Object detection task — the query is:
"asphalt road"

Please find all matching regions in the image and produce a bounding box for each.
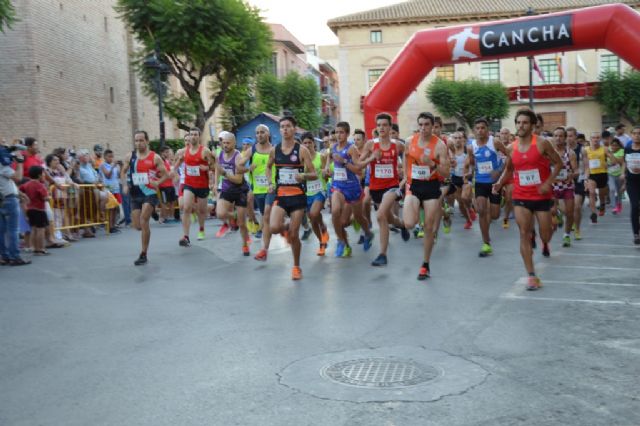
[1,207,639,426]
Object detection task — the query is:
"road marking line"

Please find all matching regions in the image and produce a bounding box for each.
[502,294,640,306]
[572,243,638,248]
[547,265,640,271]
[541,280,640,287]
[555,252,640,259]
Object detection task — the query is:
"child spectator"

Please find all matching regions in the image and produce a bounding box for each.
[19,166,50,255]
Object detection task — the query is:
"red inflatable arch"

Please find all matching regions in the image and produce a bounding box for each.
[363,3,640,135]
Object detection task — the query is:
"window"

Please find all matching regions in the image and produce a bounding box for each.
[370,30,382,44]
[537,58,561,84]
[480,61,500,82]
[109,87,114,104]
[600,54,620,75]
[368,69,385,89]
[436,65,455,81]
[270,52,278,75]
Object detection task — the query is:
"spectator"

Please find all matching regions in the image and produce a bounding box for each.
[77,149,100,238]
[615,123,632,148]
[19,166,50,256]
[93,144,104,170]
[99,149,121,232]
[46,153,78,241]
[23,137,45,173]
[0,141,30,265]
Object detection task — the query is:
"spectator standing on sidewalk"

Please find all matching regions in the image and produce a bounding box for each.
[0,142,30,265]
[19,166,50,256]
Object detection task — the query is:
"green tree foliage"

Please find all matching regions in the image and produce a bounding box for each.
[149,138,185,154]
[426,79,509,129]
[219,79,258,133]
[257,73,281,115]
[596,70,640,125]
[115,0,272,131]
[0,0,17,32]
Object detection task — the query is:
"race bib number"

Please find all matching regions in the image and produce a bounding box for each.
[589,159,601,170]
[454,163,465,176]
[278,168,298,185]
[307,179,322,193]
[186,165,200,177]
[254,174,269,187]
[607,164,621,174]
[411,165,431,180]
[556,169,568,180]
[477,161,493,174]
[626,153,640,171]
[132,173,149,186]
[334,167,348,181]
[518,169,541,186]
[374,163,394,179]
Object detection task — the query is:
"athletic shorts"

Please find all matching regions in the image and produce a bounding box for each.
[306,191,326,211]
[369,186,400,206]
[178,184,184,197]
[131,194,159,211]
[333,185,363,204]
[574,180,585,197]
[408,180,441,202]
[513,198,553,212]
[160,186,178,204]
[26,209,49,228]
[254,193,267,215]
[590,173,608,189]
[553,188,574,200]
[274,194,307,216]
[220,190,248,208]
[475,182,501,205]
[183,185,210,199]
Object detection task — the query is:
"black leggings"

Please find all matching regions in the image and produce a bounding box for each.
[628,177,640,235]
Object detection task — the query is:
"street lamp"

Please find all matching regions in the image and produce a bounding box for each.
[143,44,170,149]
[526,7,536,110]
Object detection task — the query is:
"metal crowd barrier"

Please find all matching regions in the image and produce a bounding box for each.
[48,184,110,234]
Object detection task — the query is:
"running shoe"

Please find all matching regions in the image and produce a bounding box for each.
[444,203,453,216]
[151,211,159,221]
[342,245,352,258]
[542,243,550,257]
[371,254,388,266]
[197,230,205,241]
[179,237,191,247]
[590,212,597,224]
[363,232,374,252]
[301,228,312,241]
[400,227,410,242]
[598,206,605,217]
[562,235,571,247]
[464,220,473,230]
[634,235,640,245]
[291,266,302,281]
[352,219,361,232]
[574,230,582,240]
[317,244,326,256]
[469,208,477,221]
[254,249,267,261]
[502,218,509,229]
[417,265,430,281]
[242,245,250,257]
[335,241,345,257]
[526,276,541,291]
[357,234,365,245]
[478,243,493,257]
[134,254,147,266]
[417,228,425,238]
[255,230,263,239]
[216,223,230,238]
[443,216,452,234]
[321,229,330,245]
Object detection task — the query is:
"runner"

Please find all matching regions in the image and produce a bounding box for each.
[326,121,374,258]
[250,124,275,261]
[551,127,578,248]
[467,117,507,257]
[446,131,473,229]
[402,112,450,280]
[120,130,169,265]
[584,131,615,223]
[174,127,216,246]
[359,113,409,266]
[266,116,318,280]
[159,146,178,224]
[493,109,563,290]
[241,137,260,235]
[607,138,625,215]
[215,132,251,256]
[498,127,514,229]
[624,126,640,244]
[300,132,330,255]
[566,128,586,240]
[353,128,371,245]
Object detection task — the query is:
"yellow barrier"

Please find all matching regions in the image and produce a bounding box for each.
[49,184,110,234]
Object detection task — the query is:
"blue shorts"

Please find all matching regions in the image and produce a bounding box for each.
[332,184,363,204]
[306,191,326,211]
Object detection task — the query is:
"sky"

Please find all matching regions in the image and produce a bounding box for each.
[248,0,400,46]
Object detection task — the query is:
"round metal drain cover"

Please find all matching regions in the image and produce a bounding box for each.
[321,357,438,388]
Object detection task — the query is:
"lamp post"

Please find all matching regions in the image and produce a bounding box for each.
[526,7,536,110]
[143,44,169,149]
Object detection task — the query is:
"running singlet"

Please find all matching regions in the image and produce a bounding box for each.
[133,151,160,197]
[369,141,399,190]
[275,143,305,197]
[160,159,173,188]
[512,135,552,200]
[219,150,246,193]
[573,145,585,182]
[306,152,325,196]
[625,145,640,179]
[451,151,467,177]
[585,146,606,174]
[473,141,500,184]
[608,149,624,177]
[250,146,271,195]
[405,134,440,185]
[331,142,361,190]
[184,145,209,188]
[553,148,574,191]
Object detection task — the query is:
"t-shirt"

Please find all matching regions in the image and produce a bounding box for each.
[19,179,49,210]
[23,153,45,175]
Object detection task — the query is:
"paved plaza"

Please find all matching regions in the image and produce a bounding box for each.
[1,211,639,425]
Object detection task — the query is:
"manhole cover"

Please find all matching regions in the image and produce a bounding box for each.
[321,357,439,388]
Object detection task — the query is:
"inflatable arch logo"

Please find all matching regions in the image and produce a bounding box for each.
[363,3,640,135]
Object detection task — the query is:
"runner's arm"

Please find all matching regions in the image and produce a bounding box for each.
[493,157,513,194]
[151,154,169,188]
[582,148,590,181]
[297,146,317,182]
[541,139,563,189]
[265,148,275,193]
[120,153,131,181]
[435,141,450,179]
[568,151,578,181]
[358,141,377,164]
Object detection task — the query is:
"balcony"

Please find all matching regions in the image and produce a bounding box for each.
[508,82,597,102]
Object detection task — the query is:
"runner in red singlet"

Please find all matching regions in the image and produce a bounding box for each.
[493,109,563,290]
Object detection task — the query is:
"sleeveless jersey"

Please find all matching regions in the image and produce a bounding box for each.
[160,159,173,188]
[249,146,271,195]
[585,146,607,174]
[451,150,467,177]
[405,134,440,185]
[369,141,399,190]
[184,145,209,188]
[625,144,640,180]
[512,135,552,200]
[552,148,574,191]
[573,144,585,182]
[331,142,361,191]
[275,143,305,197]
[473,140,500,184]
[306,152,325,196]
[219,150,246,193]
[133,151,160,196]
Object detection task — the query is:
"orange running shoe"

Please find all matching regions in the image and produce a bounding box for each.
[469,208,477,221]
[317,243,326,256]
[292,266,302,280]
[242,245,250,257]
[321,229,330,245]
[216,223,230,238]
[254,249,267,261]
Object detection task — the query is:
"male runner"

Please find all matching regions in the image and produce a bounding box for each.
[584,131,615,223]
[624,126,640,244]
[250,124,275,260]
[498,127,514,229]
[300,132,330,255]
[120,130,169,265]
[493,109,563,290]
[566,127,586,239]
[551,127,578,248]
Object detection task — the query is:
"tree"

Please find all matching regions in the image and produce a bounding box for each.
[426,78,509,129]
[256,73,281,115]
[115,0,272,131]
[219,78,258,133]
[595,69,640,125]
[0,0,17,33]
